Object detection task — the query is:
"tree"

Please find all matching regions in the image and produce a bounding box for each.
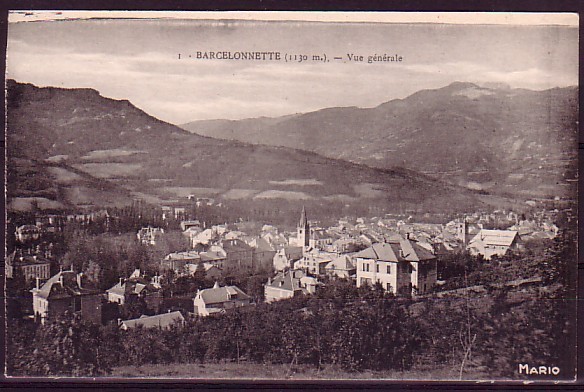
[193,262,207,290]
[124,294,149,319]
[27,312,107,376]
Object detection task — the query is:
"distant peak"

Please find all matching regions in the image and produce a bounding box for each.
[443,81,480,90]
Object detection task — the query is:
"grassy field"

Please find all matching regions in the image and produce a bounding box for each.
[110,362,487,381]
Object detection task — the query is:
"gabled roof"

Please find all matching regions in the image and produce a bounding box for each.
[32,270,99,299]
[106,276,160,297]
[107,281,126,296]
[197,285,250,305]
[469,229,519,247]
[282,246,303,260]
[222,239,252,252]
[353,238,435,262]
[266,269,309,292]
[203,263,221,272]
[121,311,184,330]
[164,251,201,261]
[7,252,51,267]
[250,237,275,252]
[325,255,356,271]
[200,251,226,262]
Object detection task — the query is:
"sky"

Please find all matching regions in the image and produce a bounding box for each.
[6,12,579,124]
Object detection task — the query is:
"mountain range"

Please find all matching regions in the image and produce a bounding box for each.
[181,82,578,199]
[6,80,492,214]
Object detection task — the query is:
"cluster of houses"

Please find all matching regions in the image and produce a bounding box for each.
[29,266,254,329]
[14,205,556,331]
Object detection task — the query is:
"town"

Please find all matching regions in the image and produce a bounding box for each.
[5,194,576,379]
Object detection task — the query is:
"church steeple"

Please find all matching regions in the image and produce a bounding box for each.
[298,206,310,247]
[299,206,308,228]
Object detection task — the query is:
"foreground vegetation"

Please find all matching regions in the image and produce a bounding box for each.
[7,231,576,381]
[111,362,485,380]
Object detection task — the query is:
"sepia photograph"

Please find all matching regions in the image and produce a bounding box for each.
[3,11,579,382]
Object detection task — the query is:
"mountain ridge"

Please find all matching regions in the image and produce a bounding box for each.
[6,80,493,214]
[181,82,578,199]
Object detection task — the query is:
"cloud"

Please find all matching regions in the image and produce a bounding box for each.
[7,20,578,123]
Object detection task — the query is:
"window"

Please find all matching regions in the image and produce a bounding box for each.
[376,264,379,273]
[386,283,392,291]
[365,263,370,272]
[386,265,391,274]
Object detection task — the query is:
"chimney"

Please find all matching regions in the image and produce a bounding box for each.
[77,273,83,289]
[36,277,40,290]
[58,274,64,286]
[213,281,220,289]
[117,318,122,326]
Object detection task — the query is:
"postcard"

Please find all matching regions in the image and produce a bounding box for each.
[4,11,579,382]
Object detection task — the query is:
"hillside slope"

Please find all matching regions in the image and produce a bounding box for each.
[181,82,578,199]
[6,80,486,213]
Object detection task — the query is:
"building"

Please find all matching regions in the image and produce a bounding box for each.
[248,237,277,271]
[137,226,164,246]
[35,214,65,233]
[190,228,220,248]
[31,269,102,325]
[119,311,185,331]
[325,254,356,279]
[193,282,252,317]
[199,249,227,269]
[467,229,522,260]
[186,262,223,281]
[262,231,289,249]
[264,269,319,303]
[221,239,254,274]
[106,269,163,313]
[180,220,201,231]
[355,237,437,296]
[310,228,335,249]
[6,251,51,282]
[272,246,303,271]
[161,251,201,273]
[294,248,335,275]
[15,225,41,243]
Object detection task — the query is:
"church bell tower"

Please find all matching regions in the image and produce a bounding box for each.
[297,206,310,248]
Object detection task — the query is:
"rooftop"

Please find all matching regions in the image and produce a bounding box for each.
[121,311,184,330]
[197,284,250,305]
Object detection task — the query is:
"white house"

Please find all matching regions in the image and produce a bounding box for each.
[193,282,252,317]
[355,237,437,296]
[467,229,522,260]
[264,269,319,303]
